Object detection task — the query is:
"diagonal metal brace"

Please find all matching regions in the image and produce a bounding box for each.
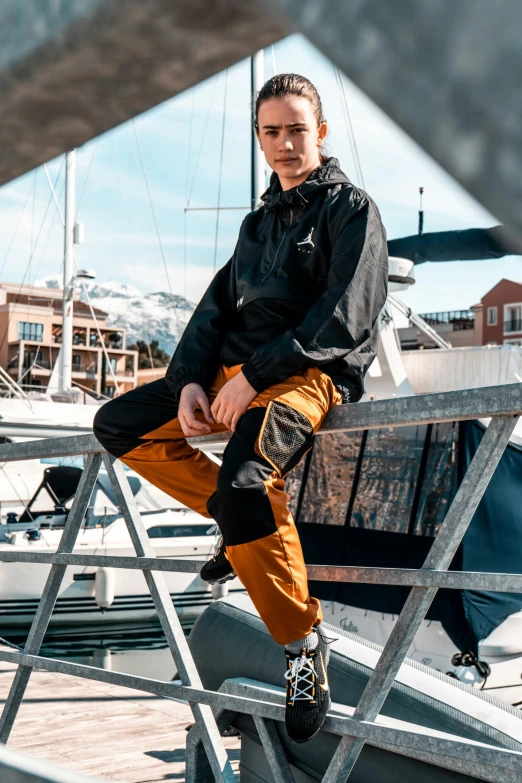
[0,453,102,743]
[102,454,235,783]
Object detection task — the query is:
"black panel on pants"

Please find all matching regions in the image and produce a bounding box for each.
[207,407,278,547]
[93,378,180,458]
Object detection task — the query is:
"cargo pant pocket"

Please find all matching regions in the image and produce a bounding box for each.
[255,399,314,478]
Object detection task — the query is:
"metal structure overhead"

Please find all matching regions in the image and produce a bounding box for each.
[0,1,521,230]
[0,0,291,185]
[273,0,522,239]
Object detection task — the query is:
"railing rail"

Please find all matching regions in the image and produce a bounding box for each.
[504,319,522,334]
[0,743,102,783]
[0,381,520,782]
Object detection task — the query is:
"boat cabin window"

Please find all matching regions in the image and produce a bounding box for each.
[147,525,212,539]
[293,422,457,538]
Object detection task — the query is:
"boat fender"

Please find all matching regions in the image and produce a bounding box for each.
[95,567,116,610]
[211,582,229,600]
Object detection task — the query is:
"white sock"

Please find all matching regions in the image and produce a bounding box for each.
[285,630,319,654]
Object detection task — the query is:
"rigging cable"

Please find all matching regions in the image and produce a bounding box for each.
[333,66,366,190]
[186,74,220,207]
[42,166,121,395]
[115,138,156,372]
[79,279,120,395]
[0,162,66,356]
[29,170,37,282]
[183,85,196,299]
[0,178,34,279]
[213,70,229,272]
[132,118,181,337]
[76,137,100,217]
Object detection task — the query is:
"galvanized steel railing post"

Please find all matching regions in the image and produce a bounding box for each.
[102,455,235,782]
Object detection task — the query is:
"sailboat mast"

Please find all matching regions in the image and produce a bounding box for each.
[59,150,76,392]
[250,50,265,211]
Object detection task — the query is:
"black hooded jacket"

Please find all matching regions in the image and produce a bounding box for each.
[166,157,388,404]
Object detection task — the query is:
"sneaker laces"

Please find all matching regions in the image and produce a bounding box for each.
[316,627,338,645]
[285,654,316,704]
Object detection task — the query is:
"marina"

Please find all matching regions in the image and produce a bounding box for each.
[1,1,522,781]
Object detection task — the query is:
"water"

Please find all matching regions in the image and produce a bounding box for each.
[0,622,180,681]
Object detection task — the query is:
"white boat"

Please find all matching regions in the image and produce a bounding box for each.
[306,256,522,705]
[0,463,243,629]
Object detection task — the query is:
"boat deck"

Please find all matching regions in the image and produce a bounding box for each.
[0,645,240,781]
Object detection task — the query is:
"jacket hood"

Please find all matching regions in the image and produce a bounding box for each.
[260,157,351,213]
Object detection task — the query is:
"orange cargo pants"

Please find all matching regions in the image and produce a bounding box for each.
[93,364,343,645]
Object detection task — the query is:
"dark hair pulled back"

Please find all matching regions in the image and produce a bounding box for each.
[254,73,328,164]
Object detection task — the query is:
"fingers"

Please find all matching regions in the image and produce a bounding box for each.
[179,405,210,436]
[179,413,209,438]
[198,393,214,424]
[230,410,241,432]
[211,397,222,423]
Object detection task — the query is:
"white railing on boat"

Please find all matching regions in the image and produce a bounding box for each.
[0,383,521,782]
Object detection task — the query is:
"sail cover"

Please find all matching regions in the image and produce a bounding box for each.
[296,417,522,654]
[459,420,522,647]
[388,225,522,264]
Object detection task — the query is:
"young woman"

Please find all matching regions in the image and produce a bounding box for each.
[94,74,388,742]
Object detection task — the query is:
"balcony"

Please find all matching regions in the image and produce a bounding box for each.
[419,310,475,331]
[504,319,522,334]
[72,363,98,377]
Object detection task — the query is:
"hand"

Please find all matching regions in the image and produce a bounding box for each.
[211,371,257,432]
[179,383,214,437]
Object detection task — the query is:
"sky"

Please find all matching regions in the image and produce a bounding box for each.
[0,34,520,316]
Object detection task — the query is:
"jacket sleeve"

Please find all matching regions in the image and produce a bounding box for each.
[241,196,388,392]
[165,252,237,400]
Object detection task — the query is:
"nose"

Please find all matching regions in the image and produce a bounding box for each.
[279,134,294,152]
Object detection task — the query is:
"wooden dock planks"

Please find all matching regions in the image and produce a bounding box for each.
[0,646,240,781]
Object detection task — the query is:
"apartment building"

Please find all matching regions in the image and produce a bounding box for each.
[399,309,479,350]
[399,279,522,350]
[0,282,138,396]
[480,279,522,346]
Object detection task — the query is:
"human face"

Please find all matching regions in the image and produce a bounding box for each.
[256,96,328,191]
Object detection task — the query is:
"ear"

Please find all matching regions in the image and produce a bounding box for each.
[317,121,328,147]
[255,127,263,150]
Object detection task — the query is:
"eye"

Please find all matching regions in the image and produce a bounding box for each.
[293,128,305,133]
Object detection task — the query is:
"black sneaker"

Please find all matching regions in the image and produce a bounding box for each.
[199,535,236,584]
[284,627,334,743]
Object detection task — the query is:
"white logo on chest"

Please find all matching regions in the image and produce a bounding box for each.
[297,228,315,248]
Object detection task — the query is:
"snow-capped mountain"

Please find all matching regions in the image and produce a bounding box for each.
[36,276,195,355]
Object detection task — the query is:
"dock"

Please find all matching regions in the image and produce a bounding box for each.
[0,645,240,781]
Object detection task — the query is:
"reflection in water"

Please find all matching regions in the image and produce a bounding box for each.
[0,622,180,681]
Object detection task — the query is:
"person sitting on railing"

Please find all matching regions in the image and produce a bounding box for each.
[93,73,388,744]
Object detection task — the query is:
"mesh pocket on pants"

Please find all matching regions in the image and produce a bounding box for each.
[258,400,313,477]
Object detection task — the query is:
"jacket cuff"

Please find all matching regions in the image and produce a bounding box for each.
[241,361,267,393]
[165,366,210,401]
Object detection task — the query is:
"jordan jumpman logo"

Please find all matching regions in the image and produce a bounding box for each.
[297,228,315,248]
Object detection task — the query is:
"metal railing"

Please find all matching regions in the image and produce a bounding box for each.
[0,383,521,782]
[505,320,522,334]
[419,309,475,328]
[0,743,102,783]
